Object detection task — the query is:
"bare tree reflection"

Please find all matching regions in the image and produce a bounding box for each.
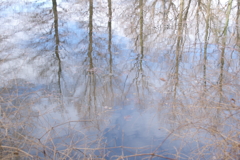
[203,0,211,91]
[0,0,240,159]
[52,0,62,94]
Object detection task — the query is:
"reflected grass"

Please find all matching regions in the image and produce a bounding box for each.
[0,82,239,160]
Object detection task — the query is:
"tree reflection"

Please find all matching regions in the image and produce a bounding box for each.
[107,0,114,106]
[0,0,239,159]
[203,0,211,91]
[52,0,62,94]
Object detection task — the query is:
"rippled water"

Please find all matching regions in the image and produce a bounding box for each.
[0,0,239,159]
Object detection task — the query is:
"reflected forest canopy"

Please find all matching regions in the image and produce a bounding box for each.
[0,0,240,160]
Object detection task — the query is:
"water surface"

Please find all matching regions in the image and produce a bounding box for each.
[0,0,240,159]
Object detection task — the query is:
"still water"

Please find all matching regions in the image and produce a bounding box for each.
[0,0,239,159]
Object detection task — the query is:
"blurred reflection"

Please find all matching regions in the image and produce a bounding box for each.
[52,0,62,94]
[0,0,239,159]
